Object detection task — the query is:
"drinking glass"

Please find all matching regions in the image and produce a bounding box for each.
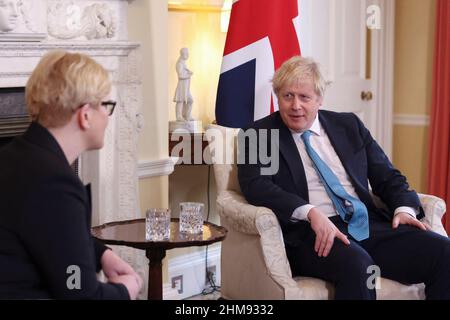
[145,208,171,241]
[179,202,204,234]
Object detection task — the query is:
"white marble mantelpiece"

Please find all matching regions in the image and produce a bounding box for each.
[0,40,149,298]
[0,41,142,226]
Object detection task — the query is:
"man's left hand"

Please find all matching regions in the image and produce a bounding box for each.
[392,212,427,230]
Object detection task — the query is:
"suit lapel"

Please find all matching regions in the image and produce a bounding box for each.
[318,112,366,192]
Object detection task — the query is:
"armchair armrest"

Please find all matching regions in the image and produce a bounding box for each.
[216,190,278,235]
[418,193,447,237]
[371,192,447,237]
[216,190,303,298]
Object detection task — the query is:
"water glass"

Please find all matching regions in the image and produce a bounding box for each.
[179,202,204,234]
[145,208,171,241]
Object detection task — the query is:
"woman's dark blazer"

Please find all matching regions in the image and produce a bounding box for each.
[0,122,129,299]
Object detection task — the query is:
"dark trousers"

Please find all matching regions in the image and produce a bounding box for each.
[286,215,450,300]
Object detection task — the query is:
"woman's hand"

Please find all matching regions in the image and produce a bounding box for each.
[101,249,143,298]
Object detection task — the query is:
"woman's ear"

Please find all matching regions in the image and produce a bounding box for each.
[77,104,91,130]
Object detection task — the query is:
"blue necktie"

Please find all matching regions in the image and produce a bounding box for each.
[301,130,369,241]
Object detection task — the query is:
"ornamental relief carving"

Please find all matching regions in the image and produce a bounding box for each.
[47,0,116,40]
[0,0,41,33]
[0,0,46,41]
[0,0,123,41]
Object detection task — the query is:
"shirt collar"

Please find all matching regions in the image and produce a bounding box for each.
[290,115,321,141]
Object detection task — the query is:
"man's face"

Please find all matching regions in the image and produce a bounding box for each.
[277,80,323,133]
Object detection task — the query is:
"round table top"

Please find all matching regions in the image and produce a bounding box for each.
[92,218,227,250]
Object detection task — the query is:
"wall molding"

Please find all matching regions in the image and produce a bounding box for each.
[164,244,221,300]
[163,283,181,300]
[372,0,395,159]
[138,157,178,179]
[0,41,140,57]
[168,245,221,269]
[394,114,430,126]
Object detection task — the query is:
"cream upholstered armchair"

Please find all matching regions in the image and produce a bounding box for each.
[206,124,448,300]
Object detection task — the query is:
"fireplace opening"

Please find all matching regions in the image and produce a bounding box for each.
[0,137,13,149]
[0,87,78,173]
[0,87,31,139]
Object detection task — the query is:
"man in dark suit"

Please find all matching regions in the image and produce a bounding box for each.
[0,50,142,299]
[238,56,450,299]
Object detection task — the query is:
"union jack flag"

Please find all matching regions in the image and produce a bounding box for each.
[215,0,301,128]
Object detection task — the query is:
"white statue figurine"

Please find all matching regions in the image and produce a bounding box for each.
[173,48,194,121]
[0,0,20,32]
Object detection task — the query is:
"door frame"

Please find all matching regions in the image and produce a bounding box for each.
[372,0,395,158]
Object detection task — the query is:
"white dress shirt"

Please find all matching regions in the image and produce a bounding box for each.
[290,115,416,222]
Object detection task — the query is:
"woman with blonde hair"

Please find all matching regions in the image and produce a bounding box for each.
[0,50,142,299]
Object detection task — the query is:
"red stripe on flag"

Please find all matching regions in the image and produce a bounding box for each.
[270,93,274,114]
[223,0,301,70]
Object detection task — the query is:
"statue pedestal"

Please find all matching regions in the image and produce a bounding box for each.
[169,120,203,133]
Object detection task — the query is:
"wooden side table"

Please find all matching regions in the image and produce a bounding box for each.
[92,218,227,300]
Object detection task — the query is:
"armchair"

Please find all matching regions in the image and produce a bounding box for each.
[206,125,447,300]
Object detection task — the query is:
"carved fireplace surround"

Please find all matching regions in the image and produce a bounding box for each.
[0,0,142,226]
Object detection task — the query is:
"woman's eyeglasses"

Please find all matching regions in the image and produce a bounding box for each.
[101,100,117,116]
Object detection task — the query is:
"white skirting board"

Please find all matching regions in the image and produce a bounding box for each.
[163,244,221,300]
[163,283,181,300]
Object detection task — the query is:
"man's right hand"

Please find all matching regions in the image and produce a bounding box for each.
[308,208,350,257]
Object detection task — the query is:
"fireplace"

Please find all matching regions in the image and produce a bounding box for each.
[0,0,147,295]
[0,87,83,174]
[0,42,141,228]
[0,87,31,148]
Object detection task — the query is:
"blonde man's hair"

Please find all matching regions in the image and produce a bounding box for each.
[272,56,327,97]
[26,50,111,127]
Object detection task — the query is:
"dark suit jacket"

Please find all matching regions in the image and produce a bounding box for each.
[0,122,129,299]
[238,110,424,248]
